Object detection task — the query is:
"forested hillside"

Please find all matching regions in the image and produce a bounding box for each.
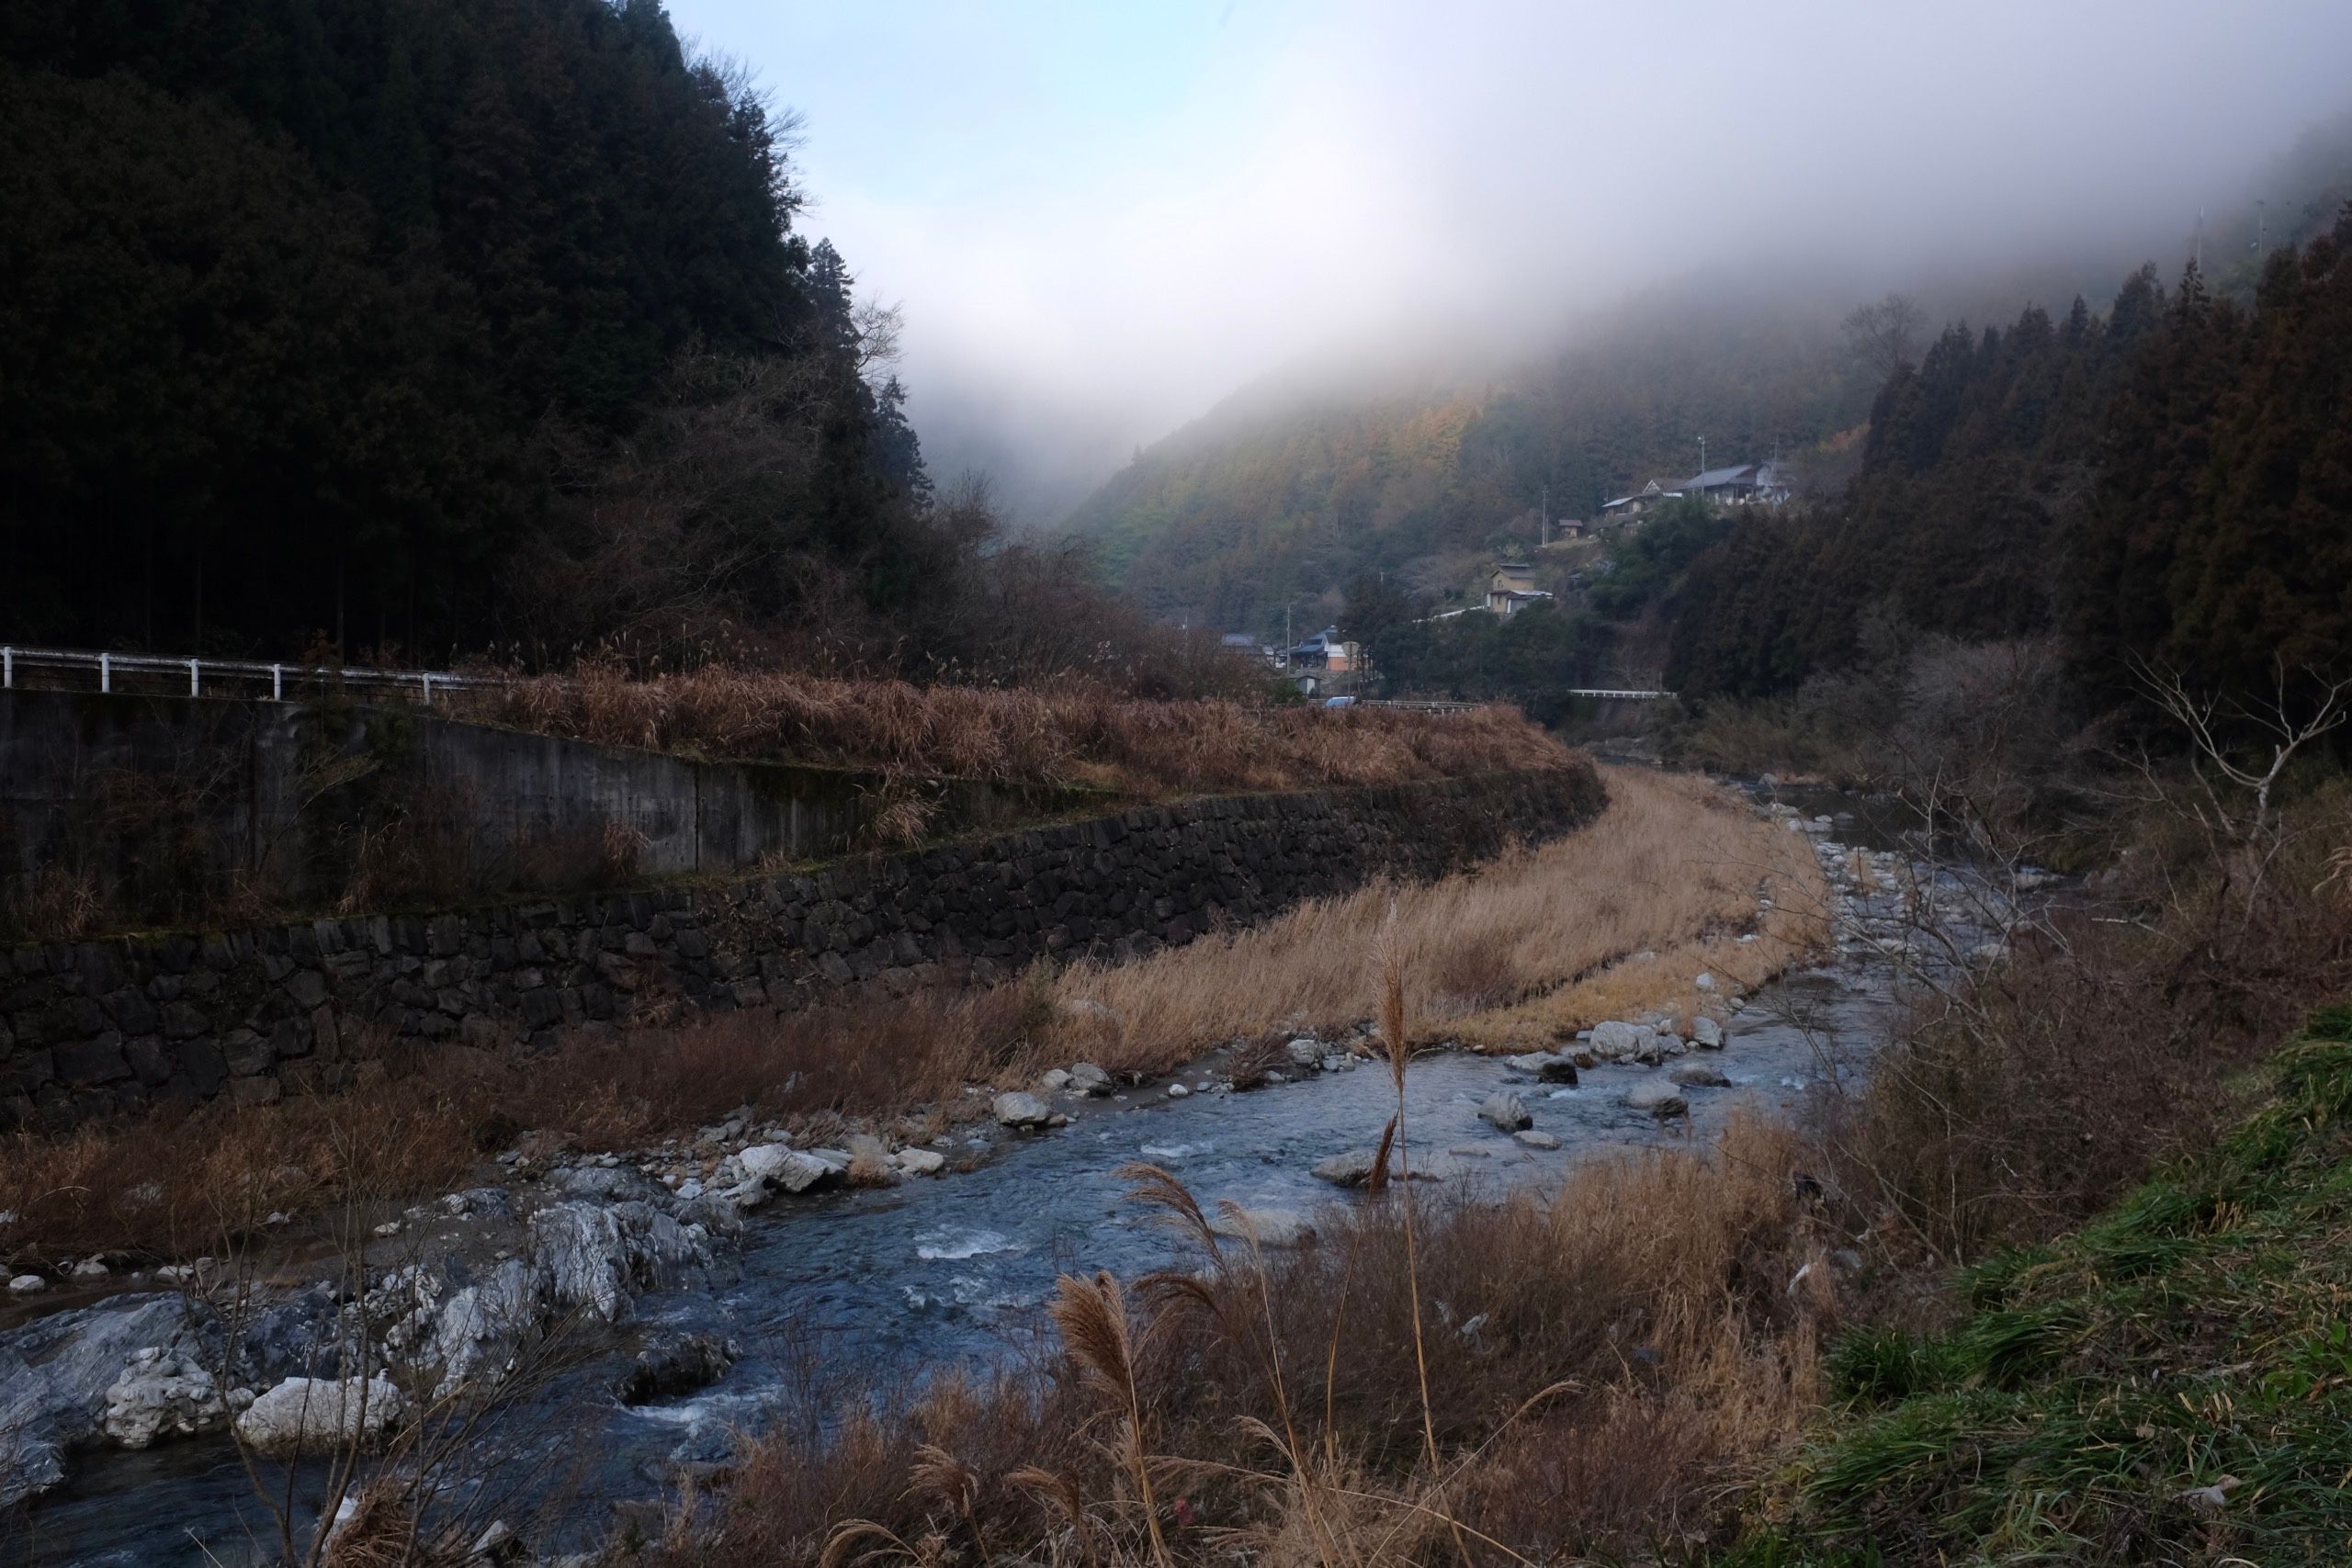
[1069,112,2352,656]
[1065,288,1876,635]
[1669,217,2352,707]
[0,0,958,668]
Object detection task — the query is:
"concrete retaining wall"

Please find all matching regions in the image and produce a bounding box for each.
[0,763,1605,1127]
[0,691,1089,919]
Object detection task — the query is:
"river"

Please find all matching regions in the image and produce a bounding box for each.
[16,802,1951,1565]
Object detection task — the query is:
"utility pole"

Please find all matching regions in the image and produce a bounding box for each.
[1697,434,1707,477]
[1540,484,1549,547]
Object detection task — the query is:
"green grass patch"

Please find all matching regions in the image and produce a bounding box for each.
[1743,1007,2352,1563]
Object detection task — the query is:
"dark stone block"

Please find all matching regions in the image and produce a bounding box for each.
[56,1031,132,1086]
[271,1017,312,1059]
[222,1029,275,1077]
[176,1040,228,1096]
[124,1035,172,1086]
[520,987,563,1029]
[6,1046,56,1093]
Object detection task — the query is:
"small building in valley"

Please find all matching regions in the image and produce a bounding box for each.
[1486,563,1554,616]
[1680,461,1791,507]
[1599,479,1680,521]
[1287,626,1360,672]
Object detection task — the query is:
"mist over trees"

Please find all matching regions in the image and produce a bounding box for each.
[1064,289,1876,637]
[1668,211,2352,715]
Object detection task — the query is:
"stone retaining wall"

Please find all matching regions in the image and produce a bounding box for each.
[0,763,1604,1127]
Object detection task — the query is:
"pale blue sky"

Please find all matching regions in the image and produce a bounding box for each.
[665,1,2352,520]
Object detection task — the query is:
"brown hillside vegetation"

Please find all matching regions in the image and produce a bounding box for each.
[483,668,1572,797]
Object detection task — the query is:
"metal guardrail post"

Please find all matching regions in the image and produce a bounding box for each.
[3,648,10,689]
[272,664,283,702]
[421,672,432,706]
[189,658,200,696]
[99,652,109,694]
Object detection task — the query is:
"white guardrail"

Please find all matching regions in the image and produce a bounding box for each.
[0,644,1675,708]
[0,645,506,705]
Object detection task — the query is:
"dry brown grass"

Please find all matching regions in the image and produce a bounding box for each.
[480,667,1572,799]
[1042,768,1833,1074]
[0,987,1034,1271]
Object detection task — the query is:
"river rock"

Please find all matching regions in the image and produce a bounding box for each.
[992,1091,1052,1128]
[1312,1149,1382,1187]
[8,1274,45,1294]
[1691,1016,1725,1049]
[1209,1207,1316,1247]
[1067,1063,1112,1096]
[551,1164,663,1203]
[728,1145,831,1207]
[530,1200,710,1323]
[616,1331,735,1404]
[1506,1051,1579,1083]
[896,1147,946,1176]
[1668,1060,1729,1088]
[1624,1078,1689,1117]
[1285,1038,1324,1069]
[0,1293,207,1505]
[1166,1082,1190,1099]
[235,1375,405,1454]
[1589,1020,1659,1061]
[1478,1091,1532,1131]
[103,1350,238,1450]
[1513,1130,1562,1150]
[426,1258,536,1396]
[1695,972,1717,992]
[1038,1067,1072,1092]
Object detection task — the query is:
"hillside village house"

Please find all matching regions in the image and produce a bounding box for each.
[1287,626,1359,672]
[1598,479,1680,520]
[1683,460,1791,506]
[1600,460,1789,521]
[1485,564,1555,616]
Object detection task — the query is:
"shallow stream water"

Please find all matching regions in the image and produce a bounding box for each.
[22,807,1939,1565]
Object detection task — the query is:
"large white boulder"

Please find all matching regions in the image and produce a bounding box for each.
[103,1351,237,1450]
[1477,1092,1533,1131]
[1624,1077,1689,1118]
[234,1376,405,1455]
[1589,1021,1657,1060]
[1208,1207,1316,1247]
[992,1091,1052,1128]
[1311,1149,1382,1187]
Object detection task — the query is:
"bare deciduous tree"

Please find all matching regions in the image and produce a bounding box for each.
[1841,292,1925,385]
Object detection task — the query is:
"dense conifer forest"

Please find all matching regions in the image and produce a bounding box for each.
[0,0,956,667]
[1669,219,2352,709]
